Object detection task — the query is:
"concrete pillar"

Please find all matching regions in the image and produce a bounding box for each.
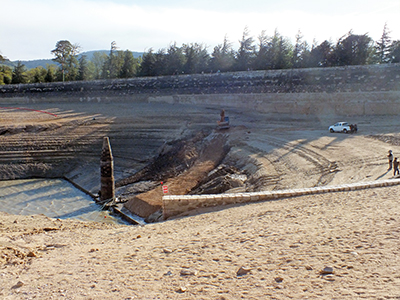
[100,136,115,202]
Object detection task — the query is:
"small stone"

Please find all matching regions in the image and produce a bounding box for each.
[177,286,187,293]
[180,269,197,276]
[12,281,24,289]
[275,277,284,283]
[164,271,172,276]
[236,266,252,276]
[163,248,173,253]
[27,251,37,258]
[320,266,334,275]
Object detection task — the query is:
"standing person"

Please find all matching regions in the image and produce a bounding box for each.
[393,157,399,176]
[388,150,394,170]
[220,109,225,122]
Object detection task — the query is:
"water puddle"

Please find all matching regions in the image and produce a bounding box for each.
[0,178,126,224]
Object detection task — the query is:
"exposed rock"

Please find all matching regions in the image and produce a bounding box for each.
[180,269,197,276]
[163,271,172,276]
[177,286,187,293]
[145,210,163,223]
[320,266,334,275]
[27,251,37,258]
[190,174,246,195]
[236,266,252,276]
[12,281,24,289]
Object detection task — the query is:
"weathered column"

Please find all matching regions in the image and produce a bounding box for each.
[100,136,115,202]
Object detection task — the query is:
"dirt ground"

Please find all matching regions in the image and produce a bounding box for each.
[1,102,400,299]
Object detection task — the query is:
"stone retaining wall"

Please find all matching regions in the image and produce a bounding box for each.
[162,178,400,219]
[1,64,400,116]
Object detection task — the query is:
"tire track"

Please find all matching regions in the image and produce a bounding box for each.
[242,134,339,190]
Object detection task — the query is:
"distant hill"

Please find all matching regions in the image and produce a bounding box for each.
[1,59,55,69]
[1,50,143,70]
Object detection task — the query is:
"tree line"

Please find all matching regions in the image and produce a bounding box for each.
[1,24,400,85]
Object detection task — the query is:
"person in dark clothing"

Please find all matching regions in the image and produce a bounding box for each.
[388,150,393,170]
[393,157,399,176]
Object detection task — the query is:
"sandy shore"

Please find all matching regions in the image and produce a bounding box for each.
[1,184,400,299]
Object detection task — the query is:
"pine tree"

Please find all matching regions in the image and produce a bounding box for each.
[51,40,81,81]
[119,50,137,78]
[375,23,391,63]
[11,61,27,84]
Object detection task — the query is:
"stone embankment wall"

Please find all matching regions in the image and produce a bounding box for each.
[1,63,400,116]
[163,179,400,220]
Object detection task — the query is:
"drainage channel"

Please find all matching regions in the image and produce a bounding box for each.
[0,178,129,225]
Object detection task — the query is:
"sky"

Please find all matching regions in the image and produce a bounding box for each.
[1,0,399,61]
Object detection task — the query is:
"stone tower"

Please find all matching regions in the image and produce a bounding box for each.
[100,136,115,202]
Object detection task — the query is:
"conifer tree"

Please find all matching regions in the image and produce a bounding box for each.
[375,23,391,63]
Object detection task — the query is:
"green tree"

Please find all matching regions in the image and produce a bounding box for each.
[165,43,185,75]
[234,26,255,71]
[11,61,28,84]
[138,48,169,76]
[119,50,138,78]
[51,40,81,81]
[308,40,334,67]
[253,30,270,70]
[266,29,293,70]
[0,65,12,85]
[210,35,235,72]
[26,66,47,83]
[86,61,96,81]
[332,31,374,66]
[102,41,120,79]
[66,52,79,81]
[292,30,310,68]
[44,64,57,82]
[77,55,90,81]
[91,52,107,79]
[138,48,157,76]
[375,23,391,64]
[388,40,400,63]
[182,43,210,74]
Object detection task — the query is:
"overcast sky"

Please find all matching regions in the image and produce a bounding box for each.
[1,0,399,61]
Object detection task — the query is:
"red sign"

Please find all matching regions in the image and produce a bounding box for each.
[162,186,168,194]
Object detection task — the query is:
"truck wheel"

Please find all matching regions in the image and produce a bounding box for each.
[343,129,347,133]
[330,129,334,133]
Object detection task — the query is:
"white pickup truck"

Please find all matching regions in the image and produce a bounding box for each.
[329,122,357,133]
